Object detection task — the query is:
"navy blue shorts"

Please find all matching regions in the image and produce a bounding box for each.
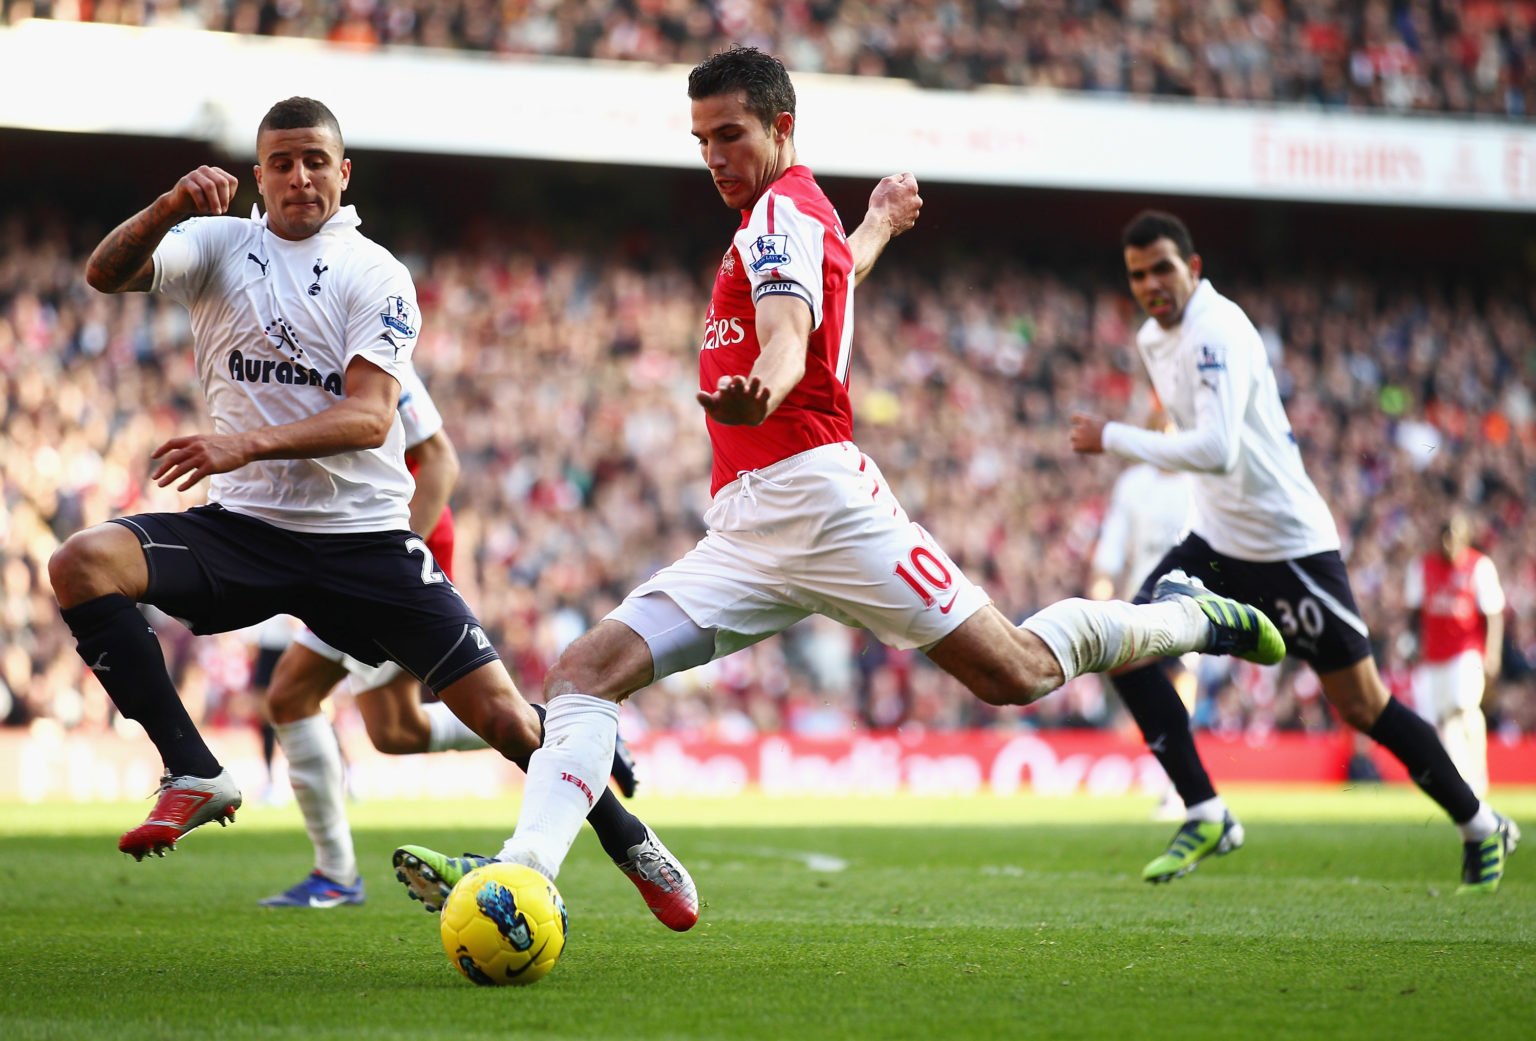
[112,505,499,693]
[1133,533,1374,674]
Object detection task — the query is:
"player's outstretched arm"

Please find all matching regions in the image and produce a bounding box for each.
[150,357,401,490]
[85,165,239,293]
[848,172,922,287]
[696,295,811,426]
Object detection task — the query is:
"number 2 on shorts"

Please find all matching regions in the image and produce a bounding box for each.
[405,537,445,585]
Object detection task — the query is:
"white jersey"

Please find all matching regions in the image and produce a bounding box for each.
[152,205,419,533]
[1102,280,1339,561]
[395,363,444,451]
[1091,463,1194,599]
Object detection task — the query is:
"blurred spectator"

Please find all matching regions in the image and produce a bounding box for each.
[4,0,1533,119]
[1,210,1533,738]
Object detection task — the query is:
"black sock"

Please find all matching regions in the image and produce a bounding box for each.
[1367,697,1480,824]
[1112,663,1216,808]
[524,702,646,861]
[60,594,220,778]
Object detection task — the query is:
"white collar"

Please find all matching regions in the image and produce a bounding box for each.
[252,204,362,234]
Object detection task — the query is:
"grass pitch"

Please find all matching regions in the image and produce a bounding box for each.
[1,787,1532,1041]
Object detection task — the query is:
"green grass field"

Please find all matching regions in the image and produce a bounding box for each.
[2,787,1532,1041]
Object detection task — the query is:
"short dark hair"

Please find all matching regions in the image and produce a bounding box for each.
[688,46,796,131]
[1121,210,1195,260]
[257,97,344,151]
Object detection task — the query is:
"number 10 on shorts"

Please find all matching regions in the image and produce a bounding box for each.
[893,532,957,611]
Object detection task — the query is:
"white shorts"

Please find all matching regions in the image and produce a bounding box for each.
[294,626,403,693]
[608,442,990,680]
[1412,650,1486,720]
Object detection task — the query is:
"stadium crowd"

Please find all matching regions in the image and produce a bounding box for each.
[3,0,1533,118]
[2,209,1534,744]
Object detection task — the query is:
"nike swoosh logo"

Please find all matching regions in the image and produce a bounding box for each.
[308,894,350,908]
[938,592,960,614]
[502,940,549,979]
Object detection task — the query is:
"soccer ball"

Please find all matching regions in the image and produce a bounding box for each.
[439,863,567,986]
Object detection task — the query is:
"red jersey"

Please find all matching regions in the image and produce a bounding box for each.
[701,166,855,494]
[1405,548,1504,663]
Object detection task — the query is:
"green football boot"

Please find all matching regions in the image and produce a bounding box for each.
[1153,570,1286,666]
[392,846,493,913]
[1457,815,1520,896]
[1142,812,1245,884]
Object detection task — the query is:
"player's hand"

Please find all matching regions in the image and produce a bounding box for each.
[151,433,250,491]
[867,172,922,238]
[697,374,771,426]
[1070,413,1107,454]
[168,166,239,219]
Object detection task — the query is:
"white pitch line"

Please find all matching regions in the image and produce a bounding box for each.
[724,845,850,872]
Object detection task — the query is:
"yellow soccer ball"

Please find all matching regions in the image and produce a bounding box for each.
[439,863,567,986]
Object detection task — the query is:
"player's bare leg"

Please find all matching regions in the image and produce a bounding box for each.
[353,672,491,755]
[926,572,1283,708]
[924,607,1063,702]
[433,660,544,759]
[52,523,240,859]
[1316,657,1517,893]
[357,672,440,754]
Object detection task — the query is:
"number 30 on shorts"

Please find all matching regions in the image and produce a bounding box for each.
[1273,596,1324,638]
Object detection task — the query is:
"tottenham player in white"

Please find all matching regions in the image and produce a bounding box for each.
[1071,210,1519,893]
[52,101,688,920]
[258,363,477,907]
[257,365,641,909]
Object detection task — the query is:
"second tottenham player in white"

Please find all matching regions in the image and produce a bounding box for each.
[1071,210,1519,894]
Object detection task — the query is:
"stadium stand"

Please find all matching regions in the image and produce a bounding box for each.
[2,205,1532,741]
[2,0,1532,118]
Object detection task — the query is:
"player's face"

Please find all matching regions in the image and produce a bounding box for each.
[691,92,793,211]
[1441,517,1470,557]
[1124,238,1202,328]
[253,124,351,241]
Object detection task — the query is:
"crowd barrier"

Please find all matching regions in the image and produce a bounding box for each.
[5,725,1533,803]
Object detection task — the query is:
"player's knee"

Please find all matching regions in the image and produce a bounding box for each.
[49,530,125,604]
[543,648,608,701]
[1335,694,1383,732]
[476,698,542,760]
[969,659,1056,707]
[541,620,648,702]
[370,727,423,755]
[265,665,332,724]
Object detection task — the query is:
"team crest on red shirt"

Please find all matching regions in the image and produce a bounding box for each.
[721,248,736,277]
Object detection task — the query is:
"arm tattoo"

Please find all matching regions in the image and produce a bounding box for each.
[88,196,180,293]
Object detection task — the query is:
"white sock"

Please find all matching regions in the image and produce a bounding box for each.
[424,701,490,753]
[1022,597,1207,683]
[1183,796,1228,823]
[1459,802,1499,843]
[273,714,357,885]
[1439,709,1488,800]
[496,693,619,880]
